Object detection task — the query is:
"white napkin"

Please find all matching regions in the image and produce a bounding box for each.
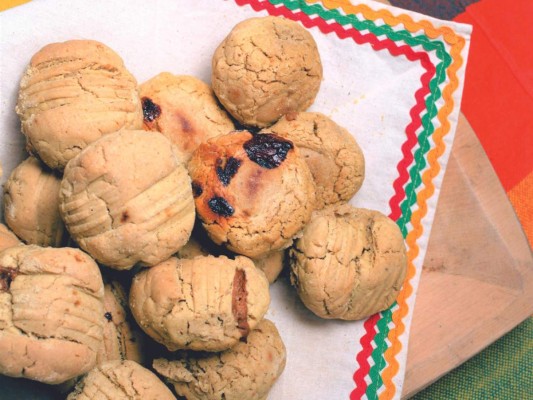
[0,1,471,398]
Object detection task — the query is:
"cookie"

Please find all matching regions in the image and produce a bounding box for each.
[59,130,195,270]
[0,245,104,384]
[254,250,285,284]
[16,40,142,170]
[261,112,365,208]
[66,360,175,400]
[188,131,316,259]
[3,156,66,246]
[175,235,211,259]
[0,224,21,253]
[289,204,407,320]
[140,73,234,162]
[176,229,283,284]
[129,255,270,352]
[153,319,286,400]
[97,281,146,365]
[212,16,322,127]
[175,231,231,260]
[178,242,284,285]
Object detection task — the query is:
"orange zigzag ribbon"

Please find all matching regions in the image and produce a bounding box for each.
[314,1,466,398]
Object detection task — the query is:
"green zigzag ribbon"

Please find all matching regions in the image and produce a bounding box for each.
[267,0,452,396]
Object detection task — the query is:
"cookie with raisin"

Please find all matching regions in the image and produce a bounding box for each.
[188,131,315,259]
[140,73,234,162]
[261,112,365,208]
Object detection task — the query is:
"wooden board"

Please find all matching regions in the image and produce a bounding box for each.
[370,1,533,394]
[402,113,533,398]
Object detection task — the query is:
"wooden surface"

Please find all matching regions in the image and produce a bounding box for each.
[371,1,532,395]
[402,114,533,398]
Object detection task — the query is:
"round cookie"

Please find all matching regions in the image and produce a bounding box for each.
[154,319,286,400]
[140,73,234,162]
[289,204,407,320]
[261,112,365,208]
[66,360,175,400]
[16,40,142,170]
[59,130,195,270]
[3,156,66,246]
[0,224,21,253]
[98,281,146,365]
[129,255,270,352]
[188,131,316,259]
[0,245,104,384]
[212,16,323,127]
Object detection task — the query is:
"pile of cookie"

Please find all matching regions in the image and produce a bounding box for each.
[0,16,407,400]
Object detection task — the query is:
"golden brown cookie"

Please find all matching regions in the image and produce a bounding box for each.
[289,204,407,320]
[212,16,322,127]
[253,250,285,284]
[188,131,316,259]
[16,40,142,170]
[59,130,195,270]
[97,281,146,365]
[140,73,234,162]
[0,245,104,384]
[261,112,365,208]
[153,319,286,400]
[0,224,21,253]
[67,360,175,400]
[3,156,66,246]
[129,255,270,352]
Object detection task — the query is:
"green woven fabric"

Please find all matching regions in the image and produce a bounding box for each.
[411,317,533,399]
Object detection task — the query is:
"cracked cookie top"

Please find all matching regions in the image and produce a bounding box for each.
[289,204,407,320]
[154,319,286,400]
[67,360,175,400]
[129,255,270,352]
[59,130,195,270]
[140,73,234,162]
[3,156,67,247]
[261,112,365,208]
[16,40,143,170]
[212,16,322,128]
[188,130,316,259]
[0,245,105,384]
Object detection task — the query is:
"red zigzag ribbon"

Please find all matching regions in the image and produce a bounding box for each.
[234,1,436,398]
